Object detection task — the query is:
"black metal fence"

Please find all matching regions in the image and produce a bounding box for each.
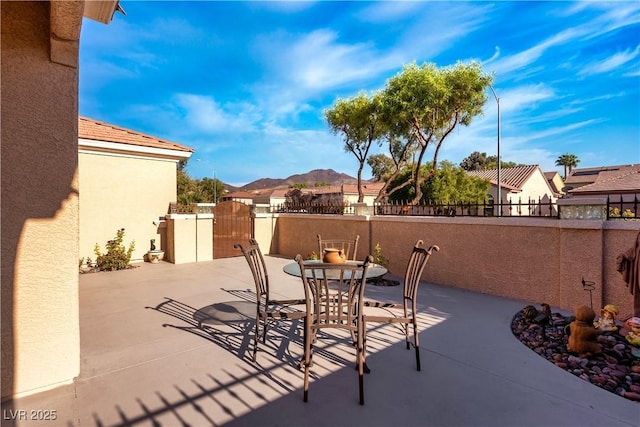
[607,194,640,220]
[270,197,559,218]
[375,197,558,218]
[173,194,640,220]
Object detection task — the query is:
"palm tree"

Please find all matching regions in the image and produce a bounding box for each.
[555,153,580,179]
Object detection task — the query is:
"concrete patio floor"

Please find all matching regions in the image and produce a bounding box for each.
[3,255,639,427]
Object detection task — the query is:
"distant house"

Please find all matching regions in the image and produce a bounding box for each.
[564,164,640,197]
[342,183,386,205]
[467,165,558,216]
[79,116,193,262]
[564,165,640,216]
[221,182,385,208]
[544,171,565,196]
[252,187,290,206]
[220,191,259,205]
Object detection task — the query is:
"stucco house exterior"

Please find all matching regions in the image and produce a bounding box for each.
[467,165,558,216]
[79,117,193,263]
[544,171,565,196]
[2,0,123,400]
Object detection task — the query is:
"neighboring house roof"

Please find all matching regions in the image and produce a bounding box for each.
[78,116,193,159]
[223,191,257,199]
[564,164,638,189]
[543,171,565,195]
[466,165,542,191]
[568,164,640,195]
[342,182,385,196]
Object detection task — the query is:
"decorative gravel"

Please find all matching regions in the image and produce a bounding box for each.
[511,308,640,403]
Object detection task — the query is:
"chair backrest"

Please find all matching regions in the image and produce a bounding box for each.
[403,240,440,302]
[317,234,360,261]
[234,239,269,301]
[296,255,373,328]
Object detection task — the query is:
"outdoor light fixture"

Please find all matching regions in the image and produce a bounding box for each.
[488,84,501,217]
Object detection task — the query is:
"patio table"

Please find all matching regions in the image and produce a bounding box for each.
[282,259,388,279]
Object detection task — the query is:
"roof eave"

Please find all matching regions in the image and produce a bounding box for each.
[79,138,193,161]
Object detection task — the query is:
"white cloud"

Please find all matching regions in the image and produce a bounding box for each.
[174,94,261,134]
[579,45,640,76]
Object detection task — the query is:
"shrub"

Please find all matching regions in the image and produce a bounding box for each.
[373,242,388,267]
[94,228,135,271]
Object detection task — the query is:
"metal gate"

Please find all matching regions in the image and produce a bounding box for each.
[212,201,253,258]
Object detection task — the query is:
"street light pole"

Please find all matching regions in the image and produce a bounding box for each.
[488,85,501,217]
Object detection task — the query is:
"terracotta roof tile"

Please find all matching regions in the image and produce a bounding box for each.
[79,116,193,152]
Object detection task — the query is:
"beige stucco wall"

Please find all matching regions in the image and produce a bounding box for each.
[166,214,198,264]
[272,214,638,318]
[1,1,81,399]
[510,169,557,205]
[79,152,178,263]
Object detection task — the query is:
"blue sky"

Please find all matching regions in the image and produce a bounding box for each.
[80,1,640,186]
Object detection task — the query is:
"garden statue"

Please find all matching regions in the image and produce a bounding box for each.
[594,304,619,332]
[616,231,640,317]
[150,239,156,251]
[567,306,602,357]
[625,317,640,347]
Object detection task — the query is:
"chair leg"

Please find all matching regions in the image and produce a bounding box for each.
[303,365,310,402]
[253,316,259,362]
[413,320,421,371]
[303,317,311,402]
[357,323,365,405]
[405,322,411,350]
[359,369,364,405]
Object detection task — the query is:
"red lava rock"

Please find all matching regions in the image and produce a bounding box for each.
[512,309,640,403]
[623,391,640,401]
[610,369,627,378]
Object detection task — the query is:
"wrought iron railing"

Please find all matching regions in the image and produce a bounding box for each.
[271,197,558,218]
[375,197,558,218]
[607,194,639,220]
[173,194,639,220]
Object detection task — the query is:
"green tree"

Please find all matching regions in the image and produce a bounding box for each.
[423,161,490,204]
[367,132,417,202]
[460,151,521,171]
[460,151,490,171]
[368,153,395,181]
[325,92,384,202]
[198,177,225,203]
[380,61,493,203]
[555,153,580,179]
[177,159,225,205]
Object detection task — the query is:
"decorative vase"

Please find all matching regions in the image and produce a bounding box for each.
[323,248,346,263]
[147,250,164,264]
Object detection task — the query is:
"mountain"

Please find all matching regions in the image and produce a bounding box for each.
[240,169,359,191]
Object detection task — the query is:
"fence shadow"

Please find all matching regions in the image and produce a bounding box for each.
[84,293,363,426]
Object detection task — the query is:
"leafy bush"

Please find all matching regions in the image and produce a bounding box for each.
[94,228,135,271]
[373,242,388,267]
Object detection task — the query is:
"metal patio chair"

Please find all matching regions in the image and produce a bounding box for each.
[235,239,306,362]
[295,254,373,405]
[362,240,439,371]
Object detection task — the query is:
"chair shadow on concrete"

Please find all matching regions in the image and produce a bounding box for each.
[146,293,310,369]
[87,291,395,427]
